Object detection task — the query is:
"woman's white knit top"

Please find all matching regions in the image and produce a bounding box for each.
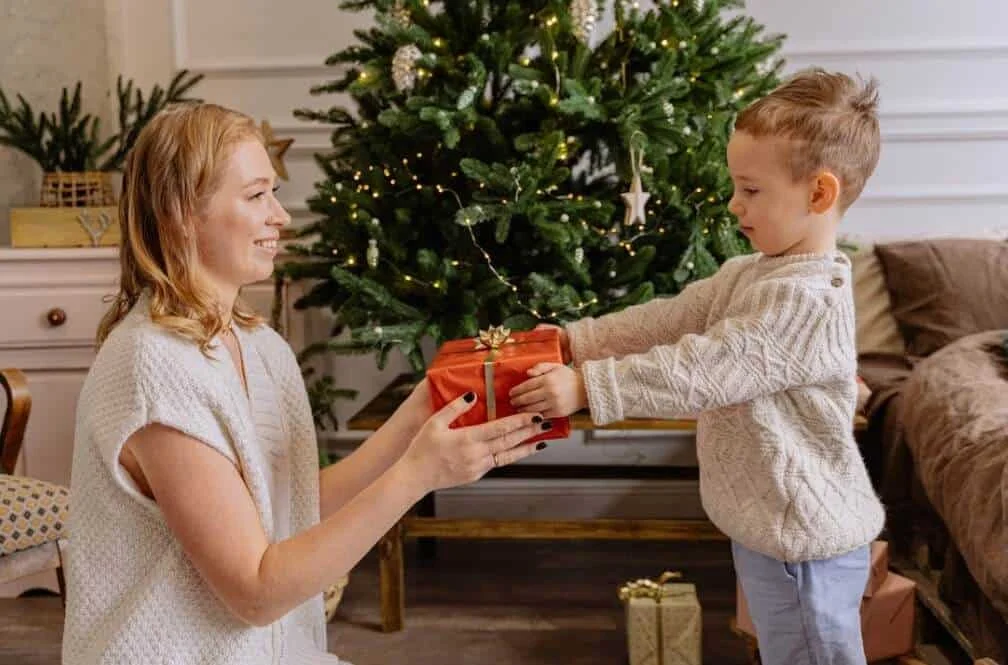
[62,295,342,664]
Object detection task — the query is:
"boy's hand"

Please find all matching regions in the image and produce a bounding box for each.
[536,323,571,364]
[509,362,587,418]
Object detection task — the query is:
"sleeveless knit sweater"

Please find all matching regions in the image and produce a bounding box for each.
[567,252,885,562]
[62,295,340,664]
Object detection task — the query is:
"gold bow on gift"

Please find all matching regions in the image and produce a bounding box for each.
[619,572,692,665]
[475,325,515,351]
[618,571,684,602]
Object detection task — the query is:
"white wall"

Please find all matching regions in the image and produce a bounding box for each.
[743,0,1008,241]
[0,0,113,244]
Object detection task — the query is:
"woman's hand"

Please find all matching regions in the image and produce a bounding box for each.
[389,377,434,436]
[400,391,550,492]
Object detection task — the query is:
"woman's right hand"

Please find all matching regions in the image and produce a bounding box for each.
[400,391,549,492]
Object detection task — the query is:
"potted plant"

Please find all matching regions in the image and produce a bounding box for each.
[1,70,202,246]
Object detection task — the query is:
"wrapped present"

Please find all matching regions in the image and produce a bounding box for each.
[864,540,890,598]
[427,326,571,443]
[735,567,915,663]
[619,572,702,665]
[860,571,916,661]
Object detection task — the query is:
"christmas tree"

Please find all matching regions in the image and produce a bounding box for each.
[286,0,784,377]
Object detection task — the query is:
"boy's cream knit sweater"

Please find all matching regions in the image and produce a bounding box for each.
[567,252,885,562]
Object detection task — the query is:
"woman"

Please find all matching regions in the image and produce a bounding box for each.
[62,103,549,664]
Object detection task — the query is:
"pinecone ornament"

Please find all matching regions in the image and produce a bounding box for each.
[570,0,598,44]
[392,44,423,93]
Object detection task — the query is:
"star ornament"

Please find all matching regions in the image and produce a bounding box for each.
[621,172,650,227]
[260,120,295,181]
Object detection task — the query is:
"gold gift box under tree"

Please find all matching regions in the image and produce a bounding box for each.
[620,571,702,665]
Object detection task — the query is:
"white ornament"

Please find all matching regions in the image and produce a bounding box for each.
[366,238,380,268]
[621,152,650,229]
[374,326,384,336]
[389,0,411,28]
[574,246,585,264]
[711,46,719,55]
[560,213,570,223]
[392,44,423,93]
[570,0,598,44]
[682,126,692,136]
[679,40,688,50]
[609,270,617,278]
[371,217,381,226]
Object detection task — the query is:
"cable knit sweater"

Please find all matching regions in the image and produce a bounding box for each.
[567,251,885,562]
[62,295,340,665]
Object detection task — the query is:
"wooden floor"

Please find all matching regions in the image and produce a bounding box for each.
[0,539,753,665]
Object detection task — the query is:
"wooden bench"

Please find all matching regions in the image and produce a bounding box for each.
[347,374,868,632]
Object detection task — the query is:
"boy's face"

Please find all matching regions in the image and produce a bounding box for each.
[726,131,831,257]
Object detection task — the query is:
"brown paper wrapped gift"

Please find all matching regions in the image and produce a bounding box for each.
[620,572,702,665]
[735,567,915,663]
[864,540,890,598]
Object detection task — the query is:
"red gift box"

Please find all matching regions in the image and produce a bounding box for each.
[427,326,571,444]
[735,562,915,663]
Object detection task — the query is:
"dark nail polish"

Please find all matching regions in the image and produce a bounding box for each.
[531,415,543,424]
[463,391,476,403]
[541,421,553,431]
[536,442,548,451]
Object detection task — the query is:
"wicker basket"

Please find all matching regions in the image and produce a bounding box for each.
[40,171,116,208]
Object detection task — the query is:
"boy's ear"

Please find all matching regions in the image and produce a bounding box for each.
[808,171,840,214]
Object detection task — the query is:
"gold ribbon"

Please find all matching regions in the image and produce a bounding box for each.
[618,572,688,665]
[474,325,514,421]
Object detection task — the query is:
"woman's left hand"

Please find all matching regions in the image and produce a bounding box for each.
[392,377,434,435]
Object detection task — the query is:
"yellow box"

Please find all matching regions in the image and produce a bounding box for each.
[10,206,120,248]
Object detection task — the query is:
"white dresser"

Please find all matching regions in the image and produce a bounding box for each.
[0,247,307,486]
[0,247,315,596]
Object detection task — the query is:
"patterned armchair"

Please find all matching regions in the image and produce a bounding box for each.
[0,368,68,602]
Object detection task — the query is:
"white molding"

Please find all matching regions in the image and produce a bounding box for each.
[170,0,188,72]
[883,126,1008,142]
[178,58,339,77]
[860,185,1008,204]
[782,39,1008,59]
[170,0,343,75]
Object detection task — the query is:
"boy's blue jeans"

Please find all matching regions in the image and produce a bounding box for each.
[732,540,870,665]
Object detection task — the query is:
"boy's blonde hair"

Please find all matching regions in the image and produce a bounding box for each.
[735,68,881,211]
[97,103,265,350]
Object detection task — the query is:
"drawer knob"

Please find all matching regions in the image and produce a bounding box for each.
[46,308,67,327]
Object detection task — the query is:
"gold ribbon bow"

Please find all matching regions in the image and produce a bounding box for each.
[618,572,688,665]
[475,325,515,351]
[618,571,684,602]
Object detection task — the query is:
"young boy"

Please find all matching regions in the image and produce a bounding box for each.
[509,68,886,665]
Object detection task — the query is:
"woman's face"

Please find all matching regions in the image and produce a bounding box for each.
[194,138,290,299]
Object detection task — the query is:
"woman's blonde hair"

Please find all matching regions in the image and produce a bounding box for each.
[97,102,265,350]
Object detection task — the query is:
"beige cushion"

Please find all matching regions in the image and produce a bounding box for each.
[0,475,69,556]
[849,245,907,357]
